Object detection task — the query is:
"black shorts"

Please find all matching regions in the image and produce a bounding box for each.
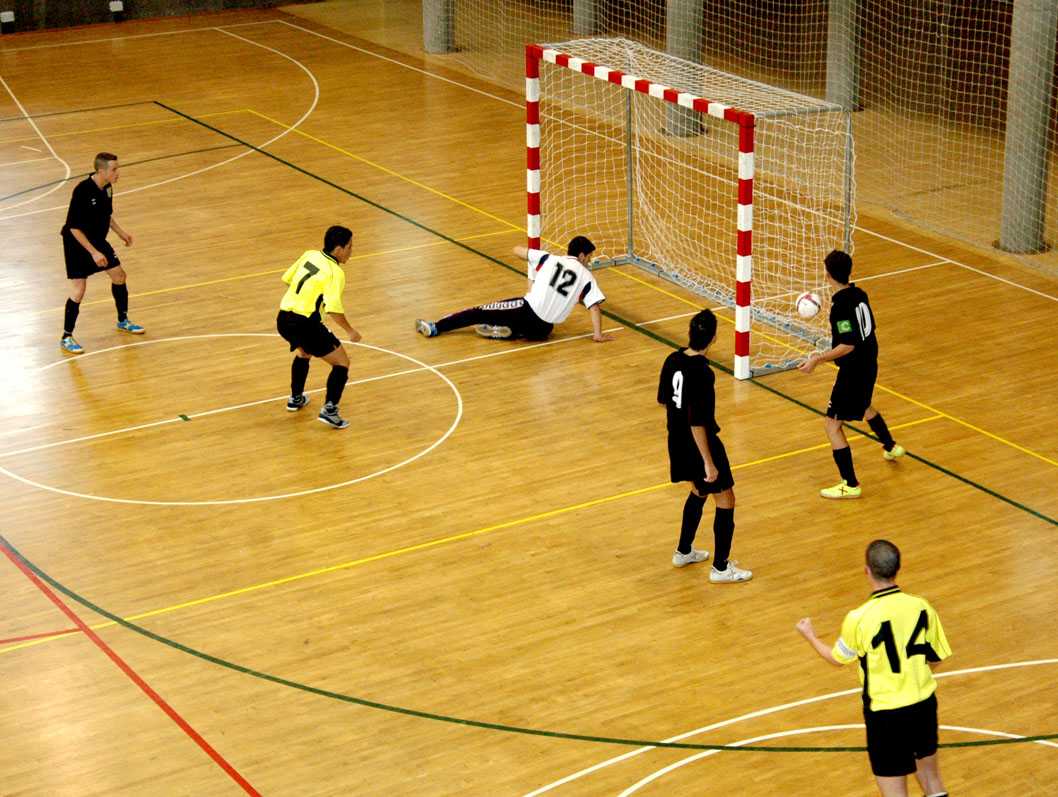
[276,310,341,358]
[864,694,939,777]
[668,434,735,494]
[63,235,119,279]
[826,363,877,421]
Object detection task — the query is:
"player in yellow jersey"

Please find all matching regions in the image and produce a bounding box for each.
[796,540,951,797]
[276,226,362,429]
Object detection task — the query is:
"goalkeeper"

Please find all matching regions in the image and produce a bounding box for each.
[415,236,614,343]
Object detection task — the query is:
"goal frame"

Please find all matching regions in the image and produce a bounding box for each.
[525,41,851,379]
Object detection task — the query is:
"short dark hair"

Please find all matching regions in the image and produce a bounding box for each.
[567,235,596,259]
[824,249,853,284]
[323,225,353,253]
[94,152,118,172]
[688,309,717,351]
[866,539,901,580]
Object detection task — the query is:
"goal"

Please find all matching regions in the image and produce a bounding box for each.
[526,38,855,378]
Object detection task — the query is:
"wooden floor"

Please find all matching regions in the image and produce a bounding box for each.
[1,4,1056,795]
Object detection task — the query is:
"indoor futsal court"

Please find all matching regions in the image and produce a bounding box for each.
[1,2,1056,794]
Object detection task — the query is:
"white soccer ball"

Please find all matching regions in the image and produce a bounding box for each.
[796,291,822,319]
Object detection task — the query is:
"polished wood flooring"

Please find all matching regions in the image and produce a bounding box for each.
[0,5,1056,795]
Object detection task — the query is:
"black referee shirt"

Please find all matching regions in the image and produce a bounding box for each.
[61,177,113,245]
[829,284,878,370]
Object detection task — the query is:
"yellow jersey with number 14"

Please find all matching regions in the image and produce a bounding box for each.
[831,586,952,712]
[279,250,346,319]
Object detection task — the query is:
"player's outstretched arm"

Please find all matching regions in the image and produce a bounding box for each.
[799,343,855,373]
[795,618,843,666]
[589,304,614,342]
[512,245,530,260]
[328,312,362,343]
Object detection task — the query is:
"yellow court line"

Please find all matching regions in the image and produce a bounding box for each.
[0,414,940,658]
[30,228,516,315]
[243,108,525,235]
[0,108,250,147]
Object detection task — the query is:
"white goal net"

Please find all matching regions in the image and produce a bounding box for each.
[531,38,854,377]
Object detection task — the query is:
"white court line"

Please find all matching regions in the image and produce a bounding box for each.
[0,336,465,506]
[0,25,318,223]
[0,76,71,211]
[522,657,1058,795]
[619,723,1058,796]
[0,155,52,167]
[0,327,618,461]
[0,18,280,53]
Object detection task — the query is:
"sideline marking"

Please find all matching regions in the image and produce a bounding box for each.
[0,539,261,796]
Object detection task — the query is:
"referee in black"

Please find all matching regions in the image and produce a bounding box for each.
[60,152,142,354]
[799,250,904,499]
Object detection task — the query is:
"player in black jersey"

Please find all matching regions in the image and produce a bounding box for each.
[799,251,904,499]
[657,310,752,582]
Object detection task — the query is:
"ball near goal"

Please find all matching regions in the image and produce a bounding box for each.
[796,291,822,319]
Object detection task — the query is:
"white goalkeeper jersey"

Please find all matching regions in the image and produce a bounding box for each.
[524,248,606,324]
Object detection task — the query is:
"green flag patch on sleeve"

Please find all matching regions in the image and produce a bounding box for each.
[836,319,853,333]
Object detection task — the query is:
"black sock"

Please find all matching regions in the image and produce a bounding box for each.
[677,492,706,554]
[867,413,895,451]
[832,446,859,487]
[111,282,129,322]
[712,507,734,570]
[291,357,310,397]
[63,298,81,337]
[325,365,348,406]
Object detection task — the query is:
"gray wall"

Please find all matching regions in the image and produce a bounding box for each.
[3,0,309,32]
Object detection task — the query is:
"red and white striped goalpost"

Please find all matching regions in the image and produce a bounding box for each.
[525,43,757,380]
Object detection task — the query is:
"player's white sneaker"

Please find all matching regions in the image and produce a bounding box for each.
[883,444,905,461]
[475,324,513,339]
[710,562,753,583]
[317,402,349,429]
[415,319,438,338]
[672,548,709,567]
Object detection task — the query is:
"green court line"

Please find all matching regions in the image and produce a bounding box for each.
[0,143,242,204]
[0,100,158,124]
[155,99,1056,528]
[1,535,1054,754]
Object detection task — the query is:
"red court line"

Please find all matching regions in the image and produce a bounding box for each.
[0,627,79,645]
[0,541,261,796]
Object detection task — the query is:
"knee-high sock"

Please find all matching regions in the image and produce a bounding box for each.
[712,508,734,570]
[63,298,81,337]
[111,283,129,322]
[291,357,310,397]
[867,413,895,450]
[832,446,859,487]
[325,365,348,406]
[677,492,706,554]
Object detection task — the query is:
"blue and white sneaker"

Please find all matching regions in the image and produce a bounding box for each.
[317,402,349,429]
[287,394,310,412]
[116,319,145,334]
[60,336,84,354]
[415,319,438,338]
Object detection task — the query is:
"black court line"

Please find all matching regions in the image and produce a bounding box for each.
[0,143,243,205]
[154,99,1056,528]
[0,536,1054,754]
[0,100,158,124]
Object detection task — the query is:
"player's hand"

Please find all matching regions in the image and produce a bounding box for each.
[592,332,615,342]
[798,354,819,374]
[347,329,362,343]
[703,461,719,483]
[795,618,816,638]
[121,232,134,247]
[90,249,108,267]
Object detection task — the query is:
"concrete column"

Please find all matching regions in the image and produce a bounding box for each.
[825,0,861,110]
[665,0,704,136]
[422,0,456,54]
[998,0,1057,253]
